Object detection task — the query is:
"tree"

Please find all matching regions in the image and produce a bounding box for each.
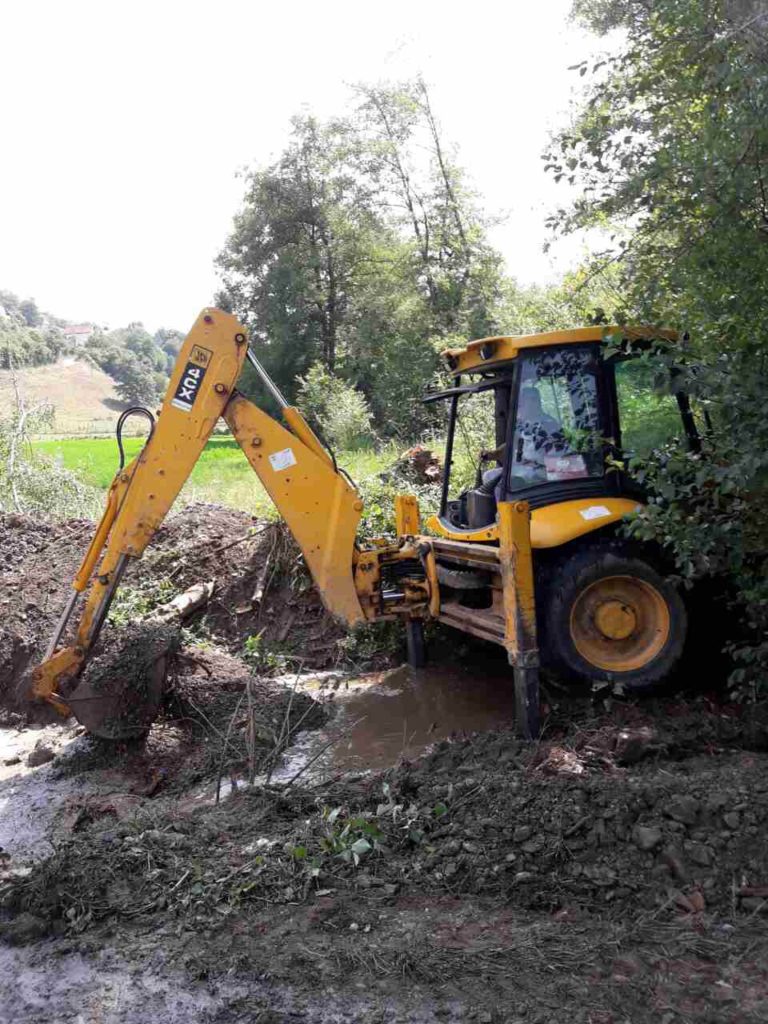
[297,363,374,450]
[154,327,186,371]
[218,115,393,390]
[85,323,171,401]
[19,298,41,328]
[113,354,161,405]
[547,0,768,686]
[217,83,507,437]
[352,79,504,339]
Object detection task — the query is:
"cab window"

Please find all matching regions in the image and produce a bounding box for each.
[614,358,683,458]
[510,347,604,491]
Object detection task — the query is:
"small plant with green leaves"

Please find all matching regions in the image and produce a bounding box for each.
[107,578,177,626]
[297,363,374,452]
[335,620,403,668]
[318,806,384,866]
[242,630,291,673]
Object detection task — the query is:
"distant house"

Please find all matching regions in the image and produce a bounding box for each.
[63,323,96,346]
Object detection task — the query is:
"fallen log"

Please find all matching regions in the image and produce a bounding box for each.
[151,581,215,623]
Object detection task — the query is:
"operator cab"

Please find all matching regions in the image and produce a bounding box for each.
[426,327,700,535]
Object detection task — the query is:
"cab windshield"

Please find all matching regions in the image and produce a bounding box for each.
[510,346,604,491]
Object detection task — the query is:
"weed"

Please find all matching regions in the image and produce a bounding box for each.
[107,578,176,626]
[336,621,403,668]
[243,631,292,674]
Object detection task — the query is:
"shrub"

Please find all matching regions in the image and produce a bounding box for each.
[0,393,100,519]
[297,363,373,451]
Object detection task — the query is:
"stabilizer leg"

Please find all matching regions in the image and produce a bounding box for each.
[405,618,427,669]
[498,501,541,741]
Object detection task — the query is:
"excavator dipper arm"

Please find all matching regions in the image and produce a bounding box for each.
[31,309,365,729]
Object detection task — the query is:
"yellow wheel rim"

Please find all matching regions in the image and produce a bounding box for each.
[569,575,671,673]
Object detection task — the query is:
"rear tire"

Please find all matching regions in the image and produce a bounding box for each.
[539,538,687,692]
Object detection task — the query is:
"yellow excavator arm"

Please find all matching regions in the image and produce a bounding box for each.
[32,309,367,715]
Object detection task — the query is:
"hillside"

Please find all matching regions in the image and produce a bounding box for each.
[0,356,127,435]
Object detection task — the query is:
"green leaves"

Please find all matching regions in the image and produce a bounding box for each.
[548,0,768,692]
[318,807,384,866]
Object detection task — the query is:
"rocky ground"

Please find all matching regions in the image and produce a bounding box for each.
[1,507,767,1022]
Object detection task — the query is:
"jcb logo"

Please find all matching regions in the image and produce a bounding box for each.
[190,345,211,368]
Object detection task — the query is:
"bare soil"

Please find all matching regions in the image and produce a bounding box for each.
[1,506,767,1022]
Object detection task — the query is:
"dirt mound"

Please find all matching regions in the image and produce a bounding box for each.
[132,503,349,669]
[0,503,353,715]
[382,445,443,485]
[0,513,94,711]
[3,684,768,1020]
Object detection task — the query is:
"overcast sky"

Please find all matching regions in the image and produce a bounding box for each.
[0,0,608,332]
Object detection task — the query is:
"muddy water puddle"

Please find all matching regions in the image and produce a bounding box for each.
[276,659,517,780]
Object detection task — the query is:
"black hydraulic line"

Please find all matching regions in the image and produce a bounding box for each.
[115,407,156,471]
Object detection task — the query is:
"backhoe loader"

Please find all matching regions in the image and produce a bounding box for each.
[30,310,697,740]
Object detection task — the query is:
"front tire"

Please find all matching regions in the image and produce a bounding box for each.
[539,539,687,692]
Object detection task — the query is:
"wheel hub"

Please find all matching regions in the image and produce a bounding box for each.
[594,599,637,641]
[569,575,671,673]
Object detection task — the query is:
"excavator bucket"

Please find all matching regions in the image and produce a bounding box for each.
[65,627,175,739]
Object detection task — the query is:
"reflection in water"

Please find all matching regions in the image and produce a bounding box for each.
[276,660,517,779]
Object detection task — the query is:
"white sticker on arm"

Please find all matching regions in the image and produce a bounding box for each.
[268,448,297,472]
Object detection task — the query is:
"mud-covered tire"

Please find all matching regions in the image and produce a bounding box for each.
[539,539,687,692]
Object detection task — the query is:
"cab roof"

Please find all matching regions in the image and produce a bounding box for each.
[442,326,678,376]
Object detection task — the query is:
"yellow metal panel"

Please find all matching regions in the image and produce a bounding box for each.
[426,497,639,549]
[443,325,678,376]
[395,494,421,535]
[529,497,640,548]
[425,513,498,543]
[32,647,83,705]
[224,394,366,626]
[282,406,333,466]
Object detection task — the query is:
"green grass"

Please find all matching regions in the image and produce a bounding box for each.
[34,435,402,514]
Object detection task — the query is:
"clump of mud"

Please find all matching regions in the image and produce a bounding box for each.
[64,624,180,739]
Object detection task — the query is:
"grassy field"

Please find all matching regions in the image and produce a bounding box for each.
[35,435,400,514]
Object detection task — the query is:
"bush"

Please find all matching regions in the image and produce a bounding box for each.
[297,363,374,451]
[0,396,100,519]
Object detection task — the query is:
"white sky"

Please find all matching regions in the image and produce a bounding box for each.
[0,0,607,332]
